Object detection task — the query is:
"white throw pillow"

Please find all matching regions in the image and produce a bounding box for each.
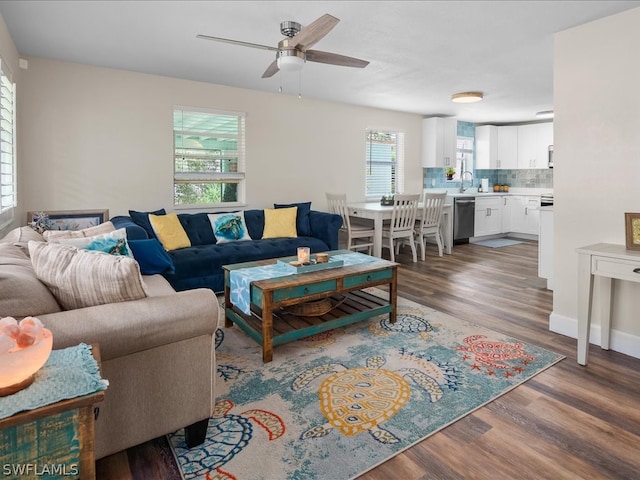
[44,221,115,242]
[55,228,133,257]
[28,240,148,310]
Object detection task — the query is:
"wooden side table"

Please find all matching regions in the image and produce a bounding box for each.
[0,345,105,479]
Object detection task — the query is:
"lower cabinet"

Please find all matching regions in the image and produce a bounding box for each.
[510,196,540,236]
[472,195,541,238]
[475,197,503,236]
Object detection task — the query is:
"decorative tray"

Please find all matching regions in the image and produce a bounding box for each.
[277,256,344,273]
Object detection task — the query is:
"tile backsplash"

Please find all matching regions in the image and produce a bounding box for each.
[424,168,553,189]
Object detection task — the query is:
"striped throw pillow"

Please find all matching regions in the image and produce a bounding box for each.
[28,240,148,310]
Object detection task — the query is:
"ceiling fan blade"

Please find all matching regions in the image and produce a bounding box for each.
[196,34,278,52]
[290,14,339,51]
[306,50,369,68]
[261,59,280,78]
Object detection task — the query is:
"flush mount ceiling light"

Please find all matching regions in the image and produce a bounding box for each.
[451,91,483,103]
[536,110,554,119]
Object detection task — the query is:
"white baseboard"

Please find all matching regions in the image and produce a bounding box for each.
[549,311,640,360]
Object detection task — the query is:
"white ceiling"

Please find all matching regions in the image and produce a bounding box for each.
[1,0,639,124]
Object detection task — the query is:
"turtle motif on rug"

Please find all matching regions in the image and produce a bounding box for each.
[174,399,285,480]
[457,335,537,377]
[292,353,446,444]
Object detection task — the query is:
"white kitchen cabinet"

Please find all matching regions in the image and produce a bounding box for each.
[496,126,518,169]
[538,206,554,290]
[517,122,553,169]
[474,197,503,236]
[475,125,498,169]
[501,195,512,232]
[422,117,457,168]
[510,195,541,236]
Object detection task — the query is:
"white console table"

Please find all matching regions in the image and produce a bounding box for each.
[576,243,640,365]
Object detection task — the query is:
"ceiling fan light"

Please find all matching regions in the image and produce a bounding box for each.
[277,52,305,72]
[451,91,483,103]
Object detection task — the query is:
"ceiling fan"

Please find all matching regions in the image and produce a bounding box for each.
[196,13,369,78]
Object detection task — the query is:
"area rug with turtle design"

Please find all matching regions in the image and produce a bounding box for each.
[169,288,564,480]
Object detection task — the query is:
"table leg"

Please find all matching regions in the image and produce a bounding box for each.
[262,293,274,363]
[389,268,398,324]
[599,276,613,350]
[224,272,233,328]
[577,253,594,365]
[373,216,383,258]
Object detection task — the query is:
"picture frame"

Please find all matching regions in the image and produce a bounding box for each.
[624,212,640,250]
[26,209,109,232]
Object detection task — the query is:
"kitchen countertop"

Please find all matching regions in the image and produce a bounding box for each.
[426,188,553,198]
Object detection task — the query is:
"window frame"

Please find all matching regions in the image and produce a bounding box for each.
[364,129,405,200]
[173,106,246,209]
[0,58,16,230]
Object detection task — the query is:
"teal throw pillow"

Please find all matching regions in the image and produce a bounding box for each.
[207,212,252,243]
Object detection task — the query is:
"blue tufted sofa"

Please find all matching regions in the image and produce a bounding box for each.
[111,208,342,294]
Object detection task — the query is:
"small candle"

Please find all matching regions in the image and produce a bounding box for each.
[297,246,311,264]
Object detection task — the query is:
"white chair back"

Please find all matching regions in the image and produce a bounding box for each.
[389,193,420,234]
[326,193,348,229]
[419,191,447,230]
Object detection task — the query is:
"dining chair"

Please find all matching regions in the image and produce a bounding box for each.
[415,191,448,260]
[326,193,375,254]
[381,193,420,262]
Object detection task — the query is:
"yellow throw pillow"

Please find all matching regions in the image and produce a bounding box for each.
[262,207,298,239]
[148,213,191,251]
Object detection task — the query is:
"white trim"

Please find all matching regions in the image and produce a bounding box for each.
[549,311,640,359]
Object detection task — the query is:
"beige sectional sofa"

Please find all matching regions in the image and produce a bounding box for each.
[0,226,219,459]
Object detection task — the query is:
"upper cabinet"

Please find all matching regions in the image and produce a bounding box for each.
[517,122,553,169]
[497,126,518,169]
[422,117,457,168]
[475,125,498,169]
[475,122,553,170]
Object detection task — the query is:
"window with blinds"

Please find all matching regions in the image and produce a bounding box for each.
[454,136,474,182]
[365,130,405,198]
[0,59,16,229]
[173,107,246,207]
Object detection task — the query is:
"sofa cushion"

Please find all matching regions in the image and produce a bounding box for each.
[128,239,175,275]
[165,236,330,293]
[149,213,191,251]
[44,221,115,242]
[28,241,148,310]
[274,201,312,236]
[0,243,62,317]
[55,228,133,257]
[178,212,217,246]
[0,226,44,256]
[262,207,298,239]
[208,212,252,243]
[129,209,166,239]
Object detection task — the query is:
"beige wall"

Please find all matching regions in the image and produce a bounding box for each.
[14,57,423,223]
[552,7,640,358]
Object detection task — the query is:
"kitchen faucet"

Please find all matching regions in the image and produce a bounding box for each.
[460,171,474,193]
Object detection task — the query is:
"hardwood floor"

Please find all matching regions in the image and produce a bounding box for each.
[96,240,640,480]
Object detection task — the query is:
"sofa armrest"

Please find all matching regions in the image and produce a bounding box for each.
[39,288,219,361]
[309,210,342,250]
[111,215,149,240]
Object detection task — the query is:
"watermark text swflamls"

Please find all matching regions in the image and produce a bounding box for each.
[3,463,79,476]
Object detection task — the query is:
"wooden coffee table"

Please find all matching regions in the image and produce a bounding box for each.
[223,250,398,362]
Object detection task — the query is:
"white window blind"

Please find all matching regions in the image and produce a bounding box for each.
[365,130,405,198]
[173,107,246,207]
[0,59,16,229]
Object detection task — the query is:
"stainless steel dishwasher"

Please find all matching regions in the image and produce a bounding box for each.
[453,197,475,243]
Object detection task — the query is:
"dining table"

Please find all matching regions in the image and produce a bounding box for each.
[346,201,453,258]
